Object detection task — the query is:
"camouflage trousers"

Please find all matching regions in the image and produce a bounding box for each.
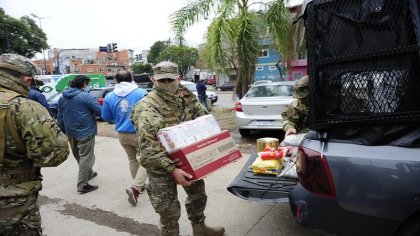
[0,192,42,235]
[146,172,207,236]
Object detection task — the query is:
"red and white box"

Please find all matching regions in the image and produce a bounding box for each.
[166,130,242,181]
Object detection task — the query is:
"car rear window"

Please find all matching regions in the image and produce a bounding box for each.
[246,84,293,97]
[89,90,105,99]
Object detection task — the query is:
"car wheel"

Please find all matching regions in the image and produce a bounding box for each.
[239,129,251,137]
[396,215,420,236]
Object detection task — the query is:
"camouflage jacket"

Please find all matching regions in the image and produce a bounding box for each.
[281,99,309,133]
[131,85,208,174]
[0,72,69,198]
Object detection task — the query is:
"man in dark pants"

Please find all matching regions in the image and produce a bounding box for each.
[0,53,69,235]
[196,78,208,109]
[58,75,102,194]
[131,61,224,236]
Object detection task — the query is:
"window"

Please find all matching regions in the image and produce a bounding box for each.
[99,68,104,72]
[258,49,268,57]
[256,66,264,71]
[293,71,304,81]
[269,66,277,71]
[246,84,293,97]
[107,68,112,72]
[87,68,94,73]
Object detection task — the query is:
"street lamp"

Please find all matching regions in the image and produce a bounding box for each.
[30,13,49,74]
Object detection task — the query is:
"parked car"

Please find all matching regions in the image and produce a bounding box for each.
[205,75,216,85]
[228,129,420,236]
[133,73,153,92]
[180,80,218,104]
[234,81,294,137]
[216,82,235,91]
[89,87,114,106]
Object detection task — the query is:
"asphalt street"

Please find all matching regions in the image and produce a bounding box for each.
[39,136,324,236]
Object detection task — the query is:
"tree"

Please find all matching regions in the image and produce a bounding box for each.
[157,45,198,77]
[0,8,48,58]
[131,63,153,74]
[171,0,292,98]
[148,40,169,64]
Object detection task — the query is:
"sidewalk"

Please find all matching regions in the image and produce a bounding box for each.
[39,136,284,236]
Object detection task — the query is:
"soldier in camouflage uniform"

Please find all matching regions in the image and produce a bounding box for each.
[131,61,225,236]
[282,75,310,137]
[0,53,69,235]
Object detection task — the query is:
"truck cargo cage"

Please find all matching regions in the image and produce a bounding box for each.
[306,0,420,129]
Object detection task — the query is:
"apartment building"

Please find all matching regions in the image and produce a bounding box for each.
[33,48,134,75]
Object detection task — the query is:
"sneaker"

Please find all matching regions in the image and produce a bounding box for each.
[89,172,98,180]
[139,185,146,194]
[78,183,98,194]
[126,187,140,206]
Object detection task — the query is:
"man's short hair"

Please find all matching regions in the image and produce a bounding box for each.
[115,71,132,83]
[34,79,44,86]
[70,75,91,89]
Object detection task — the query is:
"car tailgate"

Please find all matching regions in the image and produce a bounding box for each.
[227,152,298,203]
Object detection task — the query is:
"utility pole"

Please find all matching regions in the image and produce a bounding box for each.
[3,23,10,53]
[30,13,49,74]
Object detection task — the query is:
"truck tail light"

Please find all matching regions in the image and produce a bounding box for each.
[234,102,243,112]
[296,146,336,198]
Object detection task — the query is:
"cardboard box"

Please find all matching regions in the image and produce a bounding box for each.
[168,130,242,181]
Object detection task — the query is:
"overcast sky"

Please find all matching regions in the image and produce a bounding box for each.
[1,0,303,59]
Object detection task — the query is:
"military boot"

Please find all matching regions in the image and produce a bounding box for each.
[192,222,225,236]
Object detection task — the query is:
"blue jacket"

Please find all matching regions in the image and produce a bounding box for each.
[58,88,102,139]
[28,86,50,113]
[101,82,147,133]
[196,81,207,96]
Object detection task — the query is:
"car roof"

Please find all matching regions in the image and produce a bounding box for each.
[252,81,295,87]
[180,80,194,85]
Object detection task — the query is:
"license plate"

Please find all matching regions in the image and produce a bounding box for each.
[256,120,275,126]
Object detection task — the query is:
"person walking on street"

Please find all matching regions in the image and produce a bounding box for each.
[282,75,310,138]
[28,79,51,115]
[101,70,148,206]
[58,75,102,194]
[196,78,208,109]
[131,61,225,236]
[0,53,69,235]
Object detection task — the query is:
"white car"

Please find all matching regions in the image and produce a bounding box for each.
[180,80,218,104]
[235,81,295,136]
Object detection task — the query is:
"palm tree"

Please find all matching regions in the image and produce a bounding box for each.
[171,0,292,98]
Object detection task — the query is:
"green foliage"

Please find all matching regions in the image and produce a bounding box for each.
[171,0,293,98]
[0,8,48,58]
[157,45,198,76]
[148,40,169,64]
[132,63,153,74]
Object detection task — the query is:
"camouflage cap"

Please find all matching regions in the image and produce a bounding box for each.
[0,53,39,76]
[293,75,309,99]
[152,61,178,80]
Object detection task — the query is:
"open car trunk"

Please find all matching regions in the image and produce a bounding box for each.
[227,152,298,203]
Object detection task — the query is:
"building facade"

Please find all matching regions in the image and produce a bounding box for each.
[33,48,134,76]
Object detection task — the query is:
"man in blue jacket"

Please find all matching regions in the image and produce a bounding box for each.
[102,71,147,206]
[101,71,148,206]
[28,79,51,115]
[196,78,208,109]
[58,75,102,194]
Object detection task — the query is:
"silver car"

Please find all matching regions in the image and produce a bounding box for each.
[235,81,295,136]
[180,80,218,104]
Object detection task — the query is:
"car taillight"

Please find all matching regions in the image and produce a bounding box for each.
[234,101,243,112]
[296,146,336,198]
[98,98,104,105]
